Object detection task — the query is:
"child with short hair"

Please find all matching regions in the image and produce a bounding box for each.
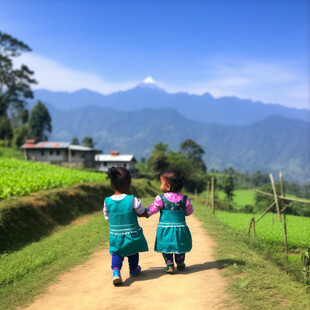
[147,168,193,273]
[104,166,148,285]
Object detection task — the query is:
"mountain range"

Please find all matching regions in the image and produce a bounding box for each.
[28,84,310,183]
[33,84,310,126]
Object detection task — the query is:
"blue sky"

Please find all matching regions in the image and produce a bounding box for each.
[1,0,309,109]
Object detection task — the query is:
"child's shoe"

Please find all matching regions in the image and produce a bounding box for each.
[130,265,141,277]
[112,269,122,285]
[177,263,186,271]
[165,265,174,273]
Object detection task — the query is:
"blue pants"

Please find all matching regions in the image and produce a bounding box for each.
[162,253,185,266]
[111,253,139,271]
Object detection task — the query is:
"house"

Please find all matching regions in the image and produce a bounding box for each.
[95,151,137,176]
[21,140,101,168]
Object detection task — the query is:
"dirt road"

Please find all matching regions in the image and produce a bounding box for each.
[23,214,231,310]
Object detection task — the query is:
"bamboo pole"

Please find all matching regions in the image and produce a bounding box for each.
[247,219,253,236]
[252,217,256,239]
[211,177,214,214]
[270,174,281,222]
[252,189,310,204]
[255,201,276,223]
[205,181,210,207]
[280,172,288,261]
[283,211,288,261]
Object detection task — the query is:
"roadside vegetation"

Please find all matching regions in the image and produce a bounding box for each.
[194,200,310,309]
[0,213,109,310]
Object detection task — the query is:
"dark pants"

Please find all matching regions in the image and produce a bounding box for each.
[162,253,185,266]
[111,253,139,271]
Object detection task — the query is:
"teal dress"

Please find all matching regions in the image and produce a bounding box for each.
[105,195,148,257]
[155,195,192,254]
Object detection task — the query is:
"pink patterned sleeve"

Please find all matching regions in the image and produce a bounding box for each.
[147,195,163,216]
[185,197,194,216]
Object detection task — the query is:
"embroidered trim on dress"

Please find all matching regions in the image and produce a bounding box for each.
[110,227,142,235]
[157,224,188,228]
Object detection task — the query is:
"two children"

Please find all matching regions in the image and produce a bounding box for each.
[104,166,193,285]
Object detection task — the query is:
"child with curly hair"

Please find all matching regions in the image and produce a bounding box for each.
[147,168,193,273]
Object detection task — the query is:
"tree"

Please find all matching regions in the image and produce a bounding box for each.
[224,174,235,204]
[71,137,79,145]
[147,142,169,179]
[82,136,95,148]
[0,32,37,140]
[180,139,206,172]
[28,101,52,141]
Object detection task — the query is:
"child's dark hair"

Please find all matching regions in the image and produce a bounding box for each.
[161,168,187,192]
[107,166,131,192]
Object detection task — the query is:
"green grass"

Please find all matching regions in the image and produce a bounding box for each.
[217,189,256,208]
[215,211,310,248]
[0,147,23,160]
[0,158,109,199]
[0,213,109,310]
[193,199,310,309]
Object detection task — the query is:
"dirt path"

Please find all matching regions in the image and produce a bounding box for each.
[22,215,231,310]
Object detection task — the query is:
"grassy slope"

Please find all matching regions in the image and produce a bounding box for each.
[0,213,109,310]
[0,146,23,160]
[0,181,158,310]
[193,199,310,309]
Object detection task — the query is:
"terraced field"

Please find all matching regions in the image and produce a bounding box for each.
[0,158,107,199]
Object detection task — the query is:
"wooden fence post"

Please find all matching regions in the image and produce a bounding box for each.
[211,177,215,214]
[248,218,252,236]
[270,173,281,222]
[280,171,288,261]
[205,181,210,207]
[252,217,256,239]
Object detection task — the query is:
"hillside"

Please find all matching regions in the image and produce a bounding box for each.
[32,85,310,125]
[48,105,310,183]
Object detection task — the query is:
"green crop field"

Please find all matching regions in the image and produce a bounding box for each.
[0,147,23,160]
[215,210,310,248]
[217,189,256,208]
[0,158,108,199]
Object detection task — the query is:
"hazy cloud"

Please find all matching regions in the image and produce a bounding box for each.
[14,53,309,110]
[161,56,309,110]
[14,54,139,94]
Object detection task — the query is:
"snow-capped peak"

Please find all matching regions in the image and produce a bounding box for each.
[142,76,157,84]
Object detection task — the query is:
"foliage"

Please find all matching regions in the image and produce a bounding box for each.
[71,137,79,145]
[223,174,235,203]
[147,142,169,179]
[12,125,28,148]
[179,138,206,172]
[28,101,52,141]
[135,160,151,179]
[81,136,95,148]
[0,32,37,142]
[0,158,109,199]
[301,248,310,285]
[145,141,207,193]
[0,146,23,159]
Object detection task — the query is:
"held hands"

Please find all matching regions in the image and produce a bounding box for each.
[138,209,149,218]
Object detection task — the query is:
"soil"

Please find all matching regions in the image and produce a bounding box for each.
[22,214,232,310]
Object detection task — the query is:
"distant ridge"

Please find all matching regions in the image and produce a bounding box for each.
[32,85,310,126]
[47,104,310,183]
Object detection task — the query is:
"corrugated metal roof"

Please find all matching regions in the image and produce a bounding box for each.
[21,142,70,149]
[69,145,96,151]
[95,154,135,162]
